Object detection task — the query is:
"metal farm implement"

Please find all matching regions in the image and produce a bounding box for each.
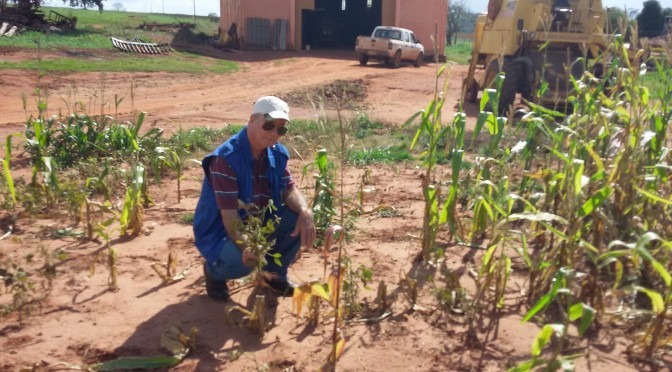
[110,35,174,54]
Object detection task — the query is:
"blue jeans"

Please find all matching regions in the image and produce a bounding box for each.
[205,206,300,282]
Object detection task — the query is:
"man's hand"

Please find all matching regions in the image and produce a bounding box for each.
[290,209,316,248]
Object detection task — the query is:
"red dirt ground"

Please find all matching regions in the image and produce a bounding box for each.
[0,48,640,371]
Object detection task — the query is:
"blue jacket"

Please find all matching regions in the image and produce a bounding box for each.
[193,127,290,262]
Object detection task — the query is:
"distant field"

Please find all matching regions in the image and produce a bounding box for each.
[0,6,236,74]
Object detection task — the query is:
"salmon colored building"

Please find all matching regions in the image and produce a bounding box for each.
[219,0,447,58]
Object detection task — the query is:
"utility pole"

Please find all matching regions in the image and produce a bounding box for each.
[193,0,196,23]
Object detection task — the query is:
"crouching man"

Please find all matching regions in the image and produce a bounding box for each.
[193,96,316,302]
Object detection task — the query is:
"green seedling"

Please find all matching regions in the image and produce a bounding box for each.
[155,146,186,203]
[304,148,337,246]
[120,164,146,237]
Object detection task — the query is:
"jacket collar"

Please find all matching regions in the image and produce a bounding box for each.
[238,126,277,169]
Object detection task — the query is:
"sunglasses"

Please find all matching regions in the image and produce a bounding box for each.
[262,120,288,136]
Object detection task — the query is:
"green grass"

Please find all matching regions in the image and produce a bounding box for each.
[0,7,219,49]
[0,6,231,73]
[0,52,237,73]
[641,69,670,93]
[347,145,412,165]
[444,39,472,65]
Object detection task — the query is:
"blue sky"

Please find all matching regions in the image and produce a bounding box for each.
[47,0,672,16]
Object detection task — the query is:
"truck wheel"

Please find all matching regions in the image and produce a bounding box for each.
[413,52,423,67]
[359,55,369,66]
[392,50,401,68]
[499,63,519,116]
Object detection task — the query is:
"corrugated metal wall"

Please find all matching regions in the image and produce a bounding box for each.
[245,18,289,50]
[246,18,272,48]
[274,19,289,50]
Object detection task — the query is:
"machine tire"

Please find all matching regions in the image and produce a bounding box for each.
[499,62,519,116]
[413,52,423,67]
[359,54,369,66]
[392,50,401,68]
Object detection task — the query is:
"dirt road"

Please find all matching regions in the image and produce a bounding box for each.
[0,49,469,136]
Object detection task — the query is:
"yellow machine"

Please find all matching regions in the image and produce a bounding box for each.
[463,0,608,113]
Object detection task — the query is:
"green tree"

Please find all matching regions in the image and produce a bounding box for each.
[606,7,627,34]
[446,0,468,45]
[637,0,665,38]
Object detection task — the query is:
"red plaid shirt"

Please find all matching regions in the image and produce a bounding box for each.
[208,153,294,210]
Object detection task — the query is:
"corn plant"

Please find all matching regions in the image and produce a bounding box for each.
[1,134,17,211]
[600,232,672,358]
[119,164,146,237]
[87,211,119,292]
[407,65,453,260]
[472,73,508,155]
[151,249,197,284]
[511,268,595,371]
[303,148,337,246]
[154,146,186,203]
[292,271,342,327]
[24,117,55,187]
[509,324,583,372]
[225,295,267,336]
[41,157,60,208]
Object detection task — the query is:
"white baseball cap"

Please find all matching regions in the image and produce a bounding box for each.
[252,96,290,122]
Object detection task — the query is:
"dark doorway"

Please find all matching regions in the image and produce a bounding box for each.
[302,0,382,50]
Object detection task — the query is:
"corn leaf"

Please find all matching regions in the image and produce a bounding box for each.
[95,356,183,371]
[523,292,552,322]
[569,303,595,337]
[292,286,309,317]
[634,286,665,314]
[578,186,614,218]
[335,336,346,359]
[532,324,555,356]
[310,283,331,302]
[635,185,672,206]
[2,158,15,206]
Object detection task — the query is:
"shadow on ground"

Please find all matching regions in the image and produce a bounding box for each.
[109,280,285,370]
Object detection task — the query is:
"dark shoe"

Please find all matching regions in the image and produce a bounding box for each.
[203,263,230,302]
[268,278,297,297]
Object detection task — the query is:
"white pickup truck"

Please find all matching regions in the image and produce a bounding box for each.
[355,26,424,68]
